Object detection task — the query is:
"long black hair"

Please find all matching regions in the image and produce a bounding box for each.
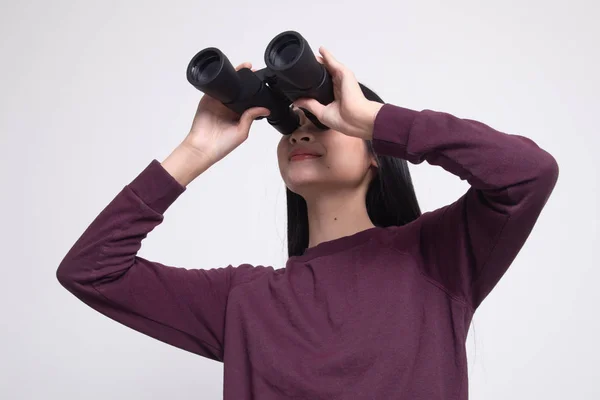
[285,83,422,257]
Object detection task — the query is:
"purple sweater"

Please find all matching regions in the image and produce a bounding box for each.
[56,103,558,399]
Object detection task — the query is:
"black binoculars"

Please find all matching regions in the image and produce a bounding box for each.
[186,31,334,135]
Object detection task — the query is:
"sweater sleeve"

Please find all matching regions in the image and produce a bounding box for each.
[56,159,271,362]
[372,103,559,310]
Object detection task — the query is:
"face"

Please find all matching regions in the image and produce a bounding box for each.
[277,108,378,198]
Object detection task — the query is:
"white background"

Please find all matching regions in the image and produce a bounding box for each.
[1,0,598,398]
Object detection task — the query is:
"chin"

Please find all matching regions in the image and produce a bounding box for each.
[283,171,333,195]
[285,177,327,195]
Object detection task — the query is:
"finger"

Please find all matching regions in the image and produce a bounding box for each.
[235,62,252,71]
[293,98,326,121]
[238,107,270,133]
[319,46,345,74]
[315,55,324,64]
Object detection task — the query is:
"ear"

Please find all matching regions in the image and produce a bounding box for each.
[367,155,379,182]
[369,154,378,168]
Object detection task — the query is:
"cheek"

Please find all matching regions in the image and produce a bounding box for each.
[327,156,365,181]
[276,140,288,165]
[325,141,371,178]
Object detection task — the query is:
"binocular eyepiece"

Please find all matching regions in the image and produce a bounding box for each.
[186,31,334,134]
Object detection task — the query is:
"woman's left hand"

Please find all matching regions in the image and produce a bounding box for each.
[292,46,384,140]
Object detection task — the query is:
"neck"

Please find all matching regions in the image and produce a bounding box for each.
[304,187,375,249]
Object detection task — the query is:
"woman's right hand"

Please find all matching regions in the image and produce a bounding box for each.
[181,62,271,166]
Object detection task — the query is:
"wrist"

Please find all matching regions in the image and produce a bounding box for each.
[161,143,214,187]
[356,100,384,140]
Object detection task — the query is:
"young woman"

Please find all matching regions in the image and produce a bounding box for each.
[57,47,559,399]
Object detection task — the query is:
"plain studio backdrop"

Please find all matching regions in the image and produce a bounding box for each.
[1,0,598,399]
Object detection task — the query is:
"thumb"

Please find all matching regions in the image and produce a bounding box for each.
[293,98,326,120]
[238,107,270,133]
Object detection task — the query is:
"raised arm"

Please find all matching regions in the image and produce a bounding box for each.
[56,157,271,361]
[371,103,559,310]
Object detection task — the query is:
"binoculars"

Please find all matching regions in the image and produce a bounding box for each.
[186,31,334,135]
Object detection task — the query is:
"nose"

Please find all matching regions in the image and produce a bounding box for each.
[288,109,317,144]
[288,129,315,145]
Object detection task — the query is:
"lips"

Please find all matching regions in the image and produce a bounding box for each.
[290,154,321,161]
[288,147,323,161]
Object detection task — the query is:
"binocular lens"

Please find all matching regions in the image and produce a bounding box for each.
[187,47,241,103]
[267,34,302,69]
[189,50,221,83]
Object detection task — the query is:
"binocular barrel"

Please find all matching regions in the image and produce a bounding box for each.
[264,31,330,93]
[186,31,334,135]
